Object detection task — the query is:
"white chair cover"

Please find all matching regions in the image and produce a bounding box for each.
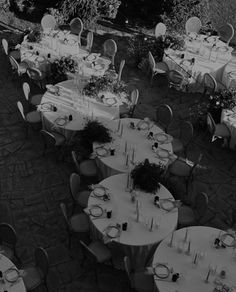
[41,14,57,31]
[155,23,167,38]
[185,17,202,34]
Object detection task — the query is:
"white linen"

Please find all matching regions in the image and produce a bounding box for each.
[40,80,129,138]
[0,254,26,292]
[94,118,174,178]
[88,173,178,268]
[221,108,236,149]
[153,226,236,292]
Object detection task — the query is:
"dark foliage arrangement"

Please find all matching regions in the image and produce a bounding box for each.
[80,120,112,144]
[26,28,42,43]
[49,56,77,84]
[208,89,236,111]
[131,159,165,193]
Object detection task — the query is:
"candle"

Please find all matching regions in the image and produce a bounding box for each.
[186,241,191,255]
[124,141,127,154]
[205,268,211,283]
[184,228,188,242]
[131,148,135,163]
[126,173,130,189]
[193,253,198,264]
[120,124,123,137]
[168,232,174,247]
[117,120,121,132]
[125,154,129,166]
[136,200,139,222]
[150,217,154,232]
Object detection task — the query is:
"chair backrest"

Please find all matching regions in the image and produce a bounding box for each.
[180,121,194,147]
[168,70,184,85]
[79,240,97,263]
[194,192,208,220]
[70,173,81,202]
[203,73,217,95]
[103,39,117,65]
[206,112,216,136]
[2,38,8,55]
[35,247,49,279]
[40,130,57,148]
[86,31,93,52]
[17,101,26,121]
[148,51,156,71]
[22,82,30,101]
[27,67,42,81]
[168,157,194,177]
[156,104,173,132]
[218,23,234,44]
[155,22,167,38]
[0,223,17,247]
[41,14,57,31]
[60,203,70,229]
[70,18,83,43]
[129,89,139,118]
[123,256,132,282]
[71,151,80,173]
[185,17,202,34]
[9,56,19,73]
[117,59,125,83]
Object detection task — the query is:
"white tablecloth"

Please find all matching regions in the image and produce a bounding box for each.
[221,108,236,149]
[39,80,129,139]
[94,118,174,178]
[0,254,26,292]
[153,226,236,292]
[222,63,236,89]
[88,173,178,269]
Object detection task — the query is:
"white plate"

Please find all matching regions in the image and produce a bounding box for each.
[220,233,236,247]
[154,264,170,279]
[68,39,76,45]
[55,117,67,126]
[106,226,120,238]
[4,268,19,283]
[24,51,33,58]
[87,54,98,62]
[104,98,117,106]
[93,187,106,197]
[154,133,168,142]
[96,147,109,157]
[156,149,169,158]
[94,64,103,70]
[136,120,149,130]
[89,205,104,217]
[36,56,44,62]
[46,85,59,94]
[40,103,53,111]
[159,199,175,211]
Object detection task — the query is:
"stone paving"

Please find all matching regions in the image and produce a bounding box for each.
[0,26,236,292]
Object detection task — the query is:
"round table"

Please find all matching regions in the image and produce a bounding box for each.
[39,80,129,139]
[0,254,26,292]
[152,226,236,292]
[88,173,178,269]
[94,118,174,178]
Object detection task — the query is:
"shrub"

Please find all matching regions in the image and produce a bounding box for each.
[58,0,121,27]
[0,0,10,11]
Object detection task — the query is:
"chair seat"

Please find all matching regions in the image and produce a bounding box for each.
[154,62,168,74]
[22,266,42,290]
[52,132,66,146]
[215,123,231,138]
[178,205,196,227]
[79,159,98,177]
[76,190,90,208]
[172,138,184,153]
[26,111,41,123]
[70,213,90,232]
[9,50,21,60]
[30,94,43,106]
[89,240,112,263]
[132,271,154,292]
[19,62,29,74]
[0,245,14,261]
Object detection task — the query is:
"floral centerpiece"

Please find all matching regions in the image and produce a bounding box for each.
[131,159,165,193]
[49,56,78,84]
[83,72,128,101]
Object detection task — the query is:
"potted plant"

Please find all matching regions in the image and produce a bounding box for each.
[131,159,165,194]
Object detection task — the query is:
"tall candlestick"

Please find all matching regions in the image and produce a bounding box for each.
[124,141,127,154]
[168,232,174,247]
[186,241,191,255]
[125,154,129,167]
[150,217,154,232]
[205,268,211,283]
[131,148,135,163]
[136,200,139,222]
[120,124,123,137]
[126,173,130,189]
[193,253,198,264]
[184,228,188,242]
[117,120,121,132]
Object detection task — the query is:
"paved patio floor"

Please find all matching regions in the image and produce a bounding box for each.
[0,26,236,292]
